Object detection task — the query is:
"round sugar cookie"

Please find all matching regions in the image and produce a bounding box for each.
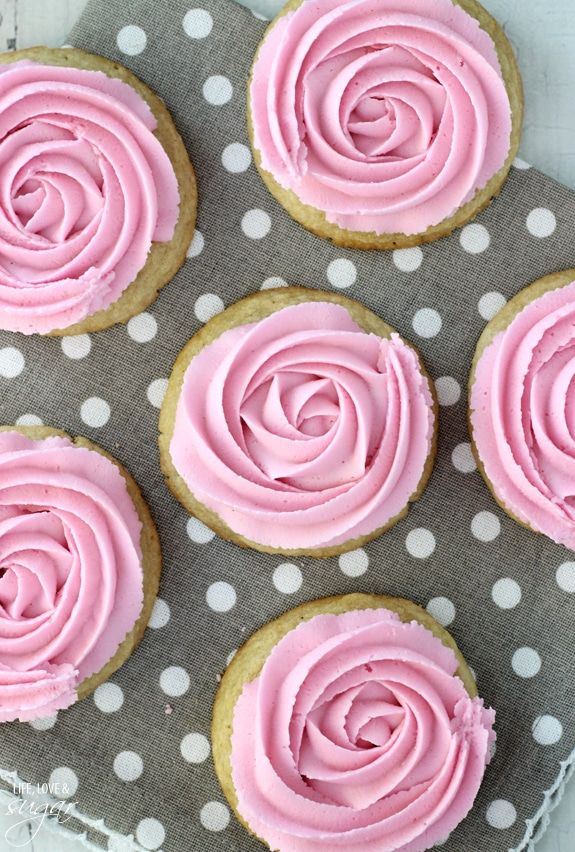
[159,286,438,557]
[0,46,196,335]
[248,0,523,250]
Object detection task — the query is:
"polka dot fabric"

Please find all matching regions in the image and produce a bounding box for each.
[1,1,573,851]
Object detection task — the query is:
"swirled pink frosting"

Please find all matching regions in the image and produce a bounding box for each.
[0,60,180,334]
[170,302,434,549]
[231,607,495,851]
[471,279,575,550]
[250,0,512,235]
[0,432,144,722]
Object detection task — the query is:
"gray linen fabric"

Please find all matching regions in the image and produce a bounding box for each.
[0,1,574,850]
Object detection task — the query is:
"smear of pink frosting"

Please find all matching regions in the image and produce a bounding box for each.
[0,432,143,722]
[0,60,180,334]
[170,302,435,549]
[471,279,575,550]
[231,607,495,852]
[250,0,512,235]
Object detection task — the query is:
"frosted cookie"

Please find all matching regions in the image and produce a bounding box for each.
[0,426,161,722]
[248,0,522,250]
[470,269,575,550]
[159,287,437,556]
[212,592,495,852]
[0,47,196,335]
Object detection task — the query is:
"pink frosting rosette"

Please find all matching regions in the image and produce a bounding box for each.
[169,301,435,550]
[250,0,512,235]
[231,607,495,852]
[471,278,575,550]
[0,432,144,722]
[0,60,180,334]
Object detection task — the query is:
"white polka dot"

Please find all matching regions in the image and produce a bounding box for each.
[49,767,78,798]
[159,666,190,697]
[452,442,476,473]
[127,312,157,343]
[486,800,517,830]
[182,8,213,38]
[532,715,563,746]
[222,142,252,173]
[180,733,210,763]
[80,397,110,428]
[556,561,575,593]
[194,293,224,323]
[187,229,204,258]
[147,378,168,408]
[61,334,91,359]
[460,223,490,254]
[241,209,271,239]
[113,751,143,782]
[492,578,521,609]
[512,647,541,678]
[526,207,556,238]
[203,75,233,105]
[272,562,303,594]
[435,376,461,406]
[478,291,507,321]
[0,347,24,378]
[392,246,423,272]
[94,683,124,713]
[471,511,501,542]
[406,528,436,559]
[339,548,369,577]
[116,25,147,55]
[513,157,531,170]
[186,516,215,544]
[29,714,57,731]
[136,818,165,851]
[412,308,442,339]
[426,596,455,626]
[16,414,43,427]
[326,258,357,289]
[226,649,237,665]
[206,581,236,612]
[261,276,288,290]
[200,801,230,832]
[148,598,170,629]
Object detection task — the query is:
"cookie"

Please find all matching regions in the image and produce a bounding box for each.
[0,47,196,334]
[248,0,523,250]
[159,287,437,557]
[469,269,575,550]
[212,593,494,851]
[0,425,161,721]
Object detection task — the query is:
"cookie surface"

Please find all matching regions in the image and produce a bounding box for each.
[0,424,161,708]
[248,0,523,250]
[212,592,479,845]
[0,47,197,335]
[469,269,575,545]
[159,287,438,557]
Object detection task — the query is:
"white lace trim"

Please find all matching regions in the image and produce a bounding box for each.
[511,742,575,850]
[2,749,574,852]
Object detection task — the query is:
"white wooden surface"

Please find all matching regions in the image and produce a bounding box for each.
[0,0,573,850]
